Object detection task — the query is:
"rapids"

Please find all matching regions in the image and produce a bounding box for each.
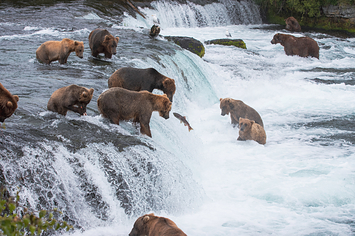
[0,0,354,235]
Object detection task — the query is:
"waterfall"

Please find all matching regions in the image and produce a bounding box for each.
[137,0,262,28]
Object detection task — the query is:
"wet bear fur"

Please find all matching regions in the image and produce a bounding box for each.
[36,38,84,64]
[220,98,264,127]
[88,29,119,59]
[271,33,319,59]
[108,67,176,102]
[129,213,187,236]
[285,16,301,32]
[47,84,94,116]
[97,87,172,138]
[0,83,19,122]
[238,117,266,145]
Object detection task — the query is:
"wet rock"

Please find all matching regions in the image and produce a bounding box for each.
[205,39,247,49]
[164,36,205,57]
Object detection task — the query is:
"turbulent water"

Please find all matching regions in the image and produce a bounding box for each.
[0,0,355,235]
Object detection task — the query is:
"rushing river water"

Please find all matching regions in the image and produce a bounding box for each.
[1,0,355,235]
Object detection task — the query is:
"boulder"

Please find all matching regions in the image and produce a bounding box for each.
[205,39,247,49]
[164,36,205,57]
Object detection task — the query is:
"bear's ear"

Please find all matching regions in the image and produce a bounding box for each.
[13,95,19,102]
[75,41,78,46]
[250,120,255,124]
[116,37,119,43]
[104,35,110,42]
[219,98,222,101]
[6,101,13,108]
[89,88,94,96]
[143,215,150,224]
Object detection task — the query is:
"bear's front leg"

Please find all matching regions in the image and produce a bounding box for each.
[140,122,152,137]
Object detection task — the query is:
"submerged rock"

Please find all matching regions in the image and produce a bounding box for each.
[164,36,205,57]
[205,39,247,49]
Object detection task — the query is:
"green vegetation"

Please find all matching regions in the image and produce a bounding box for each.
[256,0,355,33]
[0,189,73,236]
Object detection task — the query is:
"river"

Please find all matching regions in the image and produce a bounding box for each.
[0,0,355,235]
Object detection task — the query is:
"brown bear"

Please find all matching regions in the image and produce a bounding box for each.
[97,87,172,138]
[238,117,266,145]
[220,98,264,127]
[88,28,119,59]
[0,83,19,123]
[47,84,94,116]
[108,67,176,102]
[129,213,187,236]
[271,33,319,59]
[285,16,301,32]
[36,38,84,64]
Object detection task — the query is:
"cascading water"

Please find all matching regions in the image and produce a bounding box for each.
[1,0,355,235]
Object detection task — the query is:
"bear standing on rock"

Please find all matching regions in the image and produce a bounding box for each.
[285,16,301,32]
[108,67,176,102]
[271,33,319,59]
[88,29,119,59]
[36,38,84,64]
[97,87,172,138]
[0,83,19,123]
[238,117,266,145]
[220,98,264,127]
[129,213,187,236]
[47,84,94,116]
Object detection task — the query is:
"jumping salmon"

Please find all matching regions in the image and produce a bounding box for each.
[173,112,193,132]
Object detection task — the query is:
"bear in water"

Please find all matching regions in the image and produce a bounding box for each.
[220,98,263,127]
[97,87,172,138]
[88,28,119,59]
[47,84,94,116]
[0,83,19,122]
[108,67,176,102]
[129,213,187,236]
[271,33,319,59]
[238,117,266,145]
[36,38,84,64]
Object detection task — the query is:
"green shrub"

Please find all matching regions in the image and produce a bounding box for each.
[0,188,73,236]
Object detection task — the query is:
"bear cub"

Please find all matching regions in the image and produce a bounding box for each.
[0,83,19,122]
[238,117,266,145]
[47,84,94,116]
[36,38,84,64]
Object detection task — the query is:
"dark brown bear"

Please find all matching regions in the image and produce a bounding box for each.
[97,87,172,138]
[220,98,264,127]
[47,85,94,116]
[0,83,19,122]
[271,33,319,59]
[36,38,84,64]
[149,24,160,38]
[129,213,187,236]
[238,117,266,145]
[108,67,176,102]
[285,16,301,32]
[88,29,119,59]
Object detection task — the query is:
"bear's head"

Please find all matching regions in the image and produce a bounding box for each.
[220,98,234,116]
[158,94,172,119]
[103,35,119,58]
[271,33,285,45]
[77,88,94,115]
[162,78,176,102]
[74,41,84,59]
[285,17,301,32]
[129,213,156,236]
[239,117,254,133]
[0,83,19,123]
